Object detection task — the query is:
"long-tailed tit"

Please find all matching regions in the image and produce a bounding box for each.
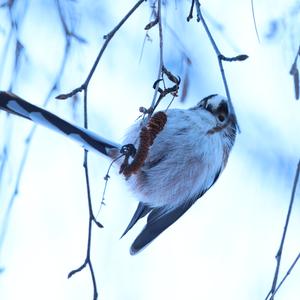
[0,92,237,255]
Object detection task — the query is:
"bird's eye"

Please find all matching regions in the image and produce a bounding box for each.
[218,114,225,122]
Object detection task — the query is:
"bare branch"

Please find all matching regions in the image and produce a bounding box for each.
[98,154,124,215]
[289,45,300,100]
[68,179,100,299]
[55,85,85,100]
[67,87,103,299]
[63,2,147,298]
[265,159,300,300]
[219,54,249,62]
[192,1,249,132]
[57,0,146,100]
[0,132,33,251]
[0,0,82,271]
[270,252,300,299]
[150,0,164,111]
[251,0,261,43]
[186,0,195,22]
[68,261,87,278]
[0,0,28,87]
[144,17,158,30]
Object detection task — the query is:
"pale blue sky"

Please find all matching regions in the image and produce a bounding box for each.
[0,1,299,299]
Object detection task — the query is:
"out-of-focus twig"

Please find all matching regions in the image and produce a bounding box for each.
[0,133,32,251]
[0,0,84,269]
[251,0,261,43]
[0,0,28,87]
[289,44,300,100]
[0,0,28,192]
[56,0,146,100]
[0,113,13,191]
[0,0,29,263]
[265,160,300,300]
[139,4,156,63]
[163,23,191,103]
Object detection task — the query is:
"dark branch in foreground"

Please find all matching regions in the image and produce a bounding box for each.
[63,1,146,299]
[68,148,102,300]
[265,160,300,300]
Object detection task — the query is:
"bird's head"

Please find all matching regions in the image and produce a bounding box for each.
[198,94,230,122]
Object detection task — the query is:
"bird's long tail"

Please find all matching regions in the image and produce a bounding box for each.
[0,91,121,156]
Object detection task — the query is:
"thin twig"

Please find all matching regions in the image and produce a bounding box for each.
[97,154,124,217]
[271,252,300,298]
[0,115,12,186]
[0,0,28,86]
[56,0,146,100]
[0,0,29,256]
[195,1,232,114]
[68,88,103,298]
[251,0,260,43]
[186,0,195,22]
[265,160,300,300]
[65,2,146,298]
[67,88,103,299]
[0,133,32,251]
[150,0,164,111]
[0,0,28,212]
[289,44,300,100]
[151,67,180,112]
[194,1,249,132]
[0,0,81,266]
[144,17,158,30]
[138,3,157,63]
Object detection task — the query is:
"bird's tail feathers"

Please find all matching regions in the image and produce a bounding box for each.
[0,91,121,157]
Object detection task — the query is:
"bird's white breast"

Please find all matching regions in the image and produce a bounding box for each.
[123,108,228,210]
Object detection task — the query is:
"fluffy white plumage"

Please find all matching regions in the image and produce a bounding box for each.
[124,94,236,209]
[121,94,237,254]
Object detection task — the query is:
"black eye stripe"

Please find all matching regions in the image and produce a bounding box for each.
[216,100,228,115]
[206,104,213,113]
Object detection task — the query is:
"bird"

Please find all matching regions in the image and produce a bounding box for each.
[0,91,237,255]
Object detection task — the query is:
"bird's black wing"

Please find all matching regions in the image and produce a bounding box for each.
[120,202,152,238]
[129,198,198,255]
[130,169,222,255]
